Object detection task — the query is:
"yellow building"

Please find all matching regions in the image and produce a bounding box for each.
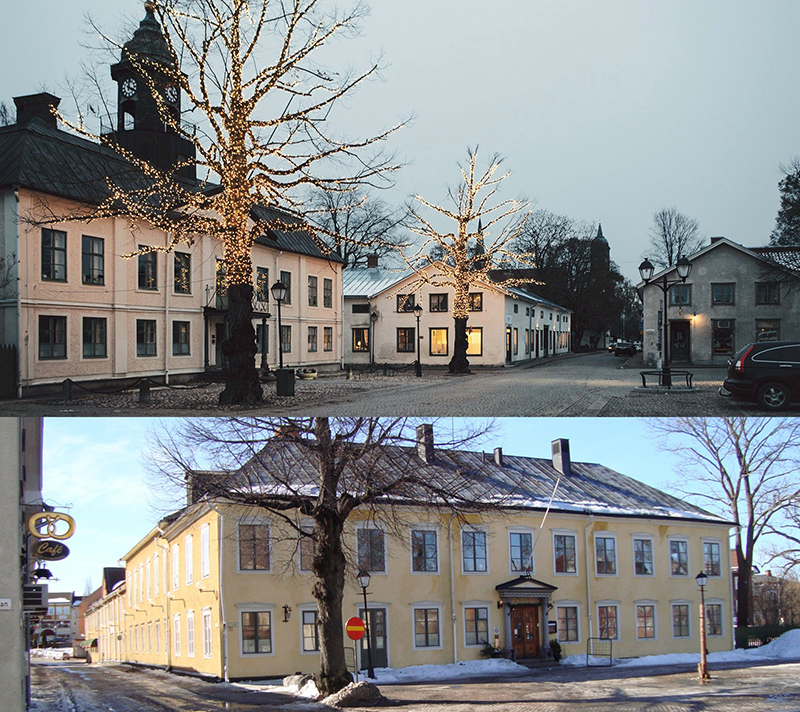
[85,428,733,680]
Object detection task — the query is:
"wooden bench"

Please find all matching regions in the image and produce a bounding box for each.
[640,369,694,388]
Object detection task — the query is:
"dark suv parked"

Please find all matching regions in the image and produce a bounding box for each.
[722,341,800,410]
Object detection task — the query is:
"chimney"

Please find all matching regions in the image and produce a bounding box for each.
[14,93,61,128]
[710,236,724,244]
[416,423,434,463]
[367,254,379,269]
[551,438,571,477]
[493,447,504,467]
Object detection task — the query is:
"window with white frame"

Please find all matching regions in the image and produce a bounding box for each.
[298,527,316,572]
[595,535,617,575]
[462,528,488,573]
[556,604,579,642]
[670,539,689,576]
[706,601,723,636]
[139,563,144,602]
[464,606,489,646]
[132,570,137,605]
[357,526,386,573]
[241,610,272,654]
[172,544,179,590]
[201,524,210,579]
[672,602,691,638]
[173,613,181,656]
[186,610,195,657]
[633,537,654,576]
[636,603,656,640]
[154,552,159,596]
[597,603,619,640]
[411,529,438,573]
[413,606,441,648]
[302,610,319,652]
[553,532,577,574]
[148,622,152,653]
[146,558,151,600]
[185,535,193,585]
[703,541,722,577]
[238,521,270,571]
[509,530,533,574]
[155,619,161,653]
[202,609,213,658]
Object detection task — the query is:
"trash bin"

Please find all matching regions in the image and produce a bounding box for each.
[276,368,295,396]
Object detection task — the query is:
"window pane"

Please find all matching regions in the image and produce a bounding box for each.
[510,532,532,573]
[554,534,576,574]
[670,541,688,576]
[466,327,482,356]
[239,523,270,570]
[174,253,191,293]
[352,328,369,352]
[412,530,437,572]
[430,328,448,356]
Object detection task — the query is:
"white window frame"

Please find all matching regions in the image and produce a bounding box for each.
[172,544,180,590]
[552,529,579,577]
[154,552,160,596]
[200,524,210,579]
[705,598,725,637]
[186,609,195,657]
[508,526,535,576]
[702,538,723,578]
[411,602,444,651]
[202,608,213,658]
[670,600,692,639]
[635,600,658,641]
[155,619,161,653]
[173,613,181,657]
[461,601,491,648]
[148,621,152,653]
[185,535,194,585]
[593,533,618,577]
[668,537,690,578]
[555,600,581,644]
[596,600,620,641]
[236,517,272,574]
[460,525,489,575]
[297,523,315,573]
[132,569,137,605]
[632,534,655,577]
[298,604,320,655]
[355,522,388,575]
[139,562,144,602]
[409,525,440,575]
[146,558,151,601]
[236,604,276,658]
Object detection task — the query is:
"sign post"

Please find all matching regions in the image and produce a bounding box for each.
[346,616,366,682]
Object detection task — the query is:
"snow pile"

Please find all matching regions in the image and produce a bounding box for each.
[561,629,800,668]
[361,658,528,684]
[30,648,71,660]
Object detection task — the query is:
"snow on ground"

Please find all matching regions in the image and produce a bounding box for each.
[30,649,72,660]
[561,629,800,668]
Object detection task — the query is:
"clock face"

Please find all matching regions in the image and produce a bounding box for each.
[121,77,137,98]
[165,84,178,103]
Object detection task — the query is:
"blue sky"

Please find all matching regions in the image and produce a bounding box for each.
[2,1,798,284]
[42,416,699,595]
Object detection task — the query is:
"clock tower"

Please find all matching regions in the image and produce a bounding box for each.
[107,2,195,179]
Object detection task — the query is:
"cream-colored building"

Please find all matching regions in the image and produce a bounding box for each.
[85,427,732,680]
[343,265,571,368]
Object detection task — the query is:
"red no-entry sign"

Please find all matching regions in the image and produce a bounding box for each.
[346,616,365,640]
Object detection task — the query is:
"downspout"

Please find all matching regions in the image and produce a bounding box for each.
[275,251,282,370]
[584,515,594,641]
[164,256,170,385]
[206,502,229,682]
[448,513,458,663]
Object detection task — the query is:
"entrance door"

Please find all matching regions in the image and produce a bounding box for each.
[215,323,228,368]
[670,320,690,362]
[543,326,550,356]
[505,327,512,363]
[510,605,540,659]
[359,608,388,670]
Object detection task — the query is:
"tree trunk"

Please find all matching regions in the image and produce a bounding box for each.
[313,514,352,696]
[736,547,752,626]
[448,316,471,374]
[219,282,262,404]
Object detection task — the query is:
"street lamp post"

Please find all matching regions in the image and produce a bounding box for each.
[259,313,271,372]
[356,570,375,678]
[638,255,692,388]
[413,304,423,377]
[696,571,711,681]
[270,281,287,370]
[369,312,378,369]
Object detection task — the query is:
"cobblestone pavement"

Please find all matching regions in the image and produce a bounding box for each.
[31,658,800,711]
[2,351,794,417]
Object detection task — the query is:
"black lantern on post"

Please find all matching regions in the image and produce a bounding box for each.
[369,312,378,369]
[356,570,375,679]
[695,571,711,681]
[638,255,692,387]
[270,281,294,396]
[413,304,423,378]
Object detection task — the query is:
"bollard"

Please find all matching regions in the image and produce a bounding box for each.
[276,369,295,397]
[348,368,353,380]
[139,380,151,403]
[383,363,388,376]
[62,379,72,400]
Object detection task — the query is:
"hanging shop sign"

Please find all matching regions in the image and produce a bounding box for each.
[32,539,70,561]
[27,512,75,540]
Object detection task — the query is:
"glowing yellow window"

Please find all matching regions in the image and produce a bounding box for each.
[429,328,448,356]
[466,327,482,356]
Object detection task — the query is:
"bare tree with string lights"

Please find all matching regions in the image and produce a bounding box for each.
[31,0,402,404]
[398,147,535,374]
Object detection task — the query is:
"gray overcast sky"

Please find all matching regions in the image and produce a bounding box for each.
[2,1,799,283]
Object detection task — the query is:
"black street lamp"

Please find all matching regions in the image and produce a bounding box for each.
[413,304,423,377]
[696,571,711,681]
[369,312,378,369]
[638,255,692,387]
[270,281,288,370]
[356,570,375,678]
[259,313,271,372]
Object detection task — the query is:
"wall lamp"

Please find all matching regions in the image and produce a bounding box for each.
[283,604,292,622]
